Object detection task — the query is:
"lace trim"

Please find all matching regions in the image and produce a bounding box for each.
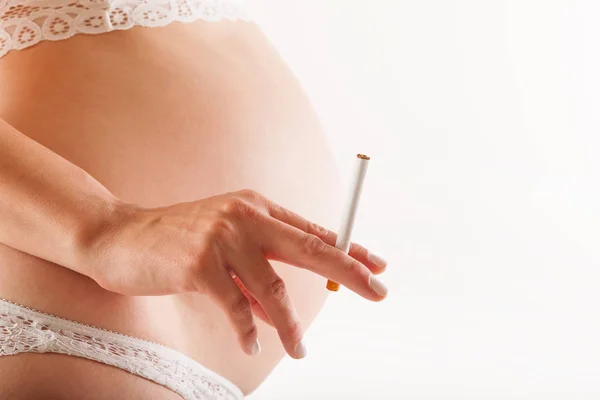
[0,0,251,59]
[0,298,244,400]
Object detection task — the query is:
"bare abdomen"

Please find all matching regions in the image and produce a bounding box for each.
[0,20,343,396]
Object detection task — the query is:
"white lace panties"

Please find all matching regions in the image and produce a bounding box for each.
[0,298,244,400]
[0,0,250,58]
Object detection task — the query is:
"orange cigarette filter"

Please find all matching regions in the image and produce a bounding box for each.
[327,153,370,292]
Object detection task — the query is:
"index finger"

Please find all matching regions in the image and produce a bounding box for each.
[256,215,388,301]
[261,198,388,274]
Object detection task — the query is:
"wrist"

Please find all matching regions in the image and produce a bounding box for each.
[70,191,139,282]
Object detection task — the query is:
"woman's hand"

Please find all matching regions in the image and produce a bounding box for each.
[86,189,388,359]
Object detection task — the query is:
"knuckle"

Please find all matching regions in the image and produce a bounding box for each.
[206,217,238,242]
[239,188,260,201]
[265,200,282,216]
[230,295,252,319]
[345,259,366,277]
[204,218,222,238]
[301,234,328,256]
[221,197,260,220]
[241,202,262,220]
[265,277,288,303]
[240,189,271,210]
[308,221,330,240]
[220,198,246,215]
[353,243,369,258]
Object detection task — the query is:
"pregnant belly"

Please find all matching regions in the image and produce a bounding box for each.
[0,20,343,396]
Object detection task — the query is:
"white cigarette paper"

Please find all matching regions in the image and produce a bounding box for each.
[335,154,370,254]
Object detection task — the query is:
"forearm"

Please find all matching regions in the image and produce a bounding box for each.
[0,119,126,277]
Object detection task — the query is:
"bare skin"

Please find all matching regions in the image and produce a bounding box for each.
[0,20,388,399]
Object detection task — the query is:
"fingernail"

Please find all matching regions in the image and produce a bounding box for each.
[250,339,261,356]
[295,340,307,359]
[369,275,388,297]
[368,251,388,269]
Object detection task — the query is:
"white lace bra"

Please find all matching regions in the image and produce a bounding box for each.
[0,0,251,58]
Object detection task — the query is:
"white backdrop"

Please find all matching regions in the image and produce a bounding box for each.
[248,1,600,399]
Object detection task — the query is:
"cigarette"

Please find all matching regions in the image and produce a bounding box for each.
[326,153,370,292]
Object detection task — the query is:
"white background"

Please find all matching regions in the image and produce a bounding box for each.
[248,1,600,399]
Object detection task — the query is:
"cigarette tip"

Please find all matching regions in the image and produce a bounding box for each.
[357,154,370,160]
[326,280,340,292]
